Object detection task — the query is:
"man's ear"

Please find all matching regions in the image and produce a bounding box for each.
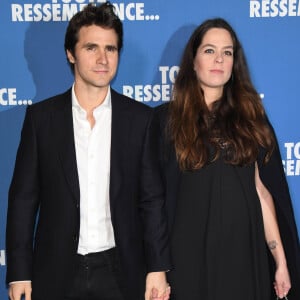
[66,50,75,64]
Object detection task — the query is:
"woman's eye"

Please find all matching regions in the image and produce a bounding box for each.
[224,50,233,56]
[204,48,214,54]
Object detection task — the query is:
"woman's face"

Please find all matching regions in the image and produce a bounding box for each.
[193,28,234,100]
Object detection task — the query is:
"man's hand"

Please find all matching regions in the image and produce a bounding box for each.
[150,287,171,300]
[145,271,170,300]
[8,282,32,300]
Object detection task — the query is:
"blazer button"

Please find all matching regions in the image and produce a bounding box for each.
[73,235,78,242]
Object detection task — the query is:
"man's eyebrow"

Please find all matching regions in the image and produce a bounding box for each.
[105,44,118,49]
[83,42,98,47]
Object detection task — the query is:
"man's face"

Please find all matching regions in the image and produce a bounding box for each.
[67,25,119,92]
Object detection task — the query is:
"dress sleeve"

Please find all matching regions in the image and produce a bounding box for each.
[257,120,300,300]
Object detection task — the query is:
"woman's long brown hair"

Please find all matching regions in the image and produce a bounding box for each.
[168,18,274,171]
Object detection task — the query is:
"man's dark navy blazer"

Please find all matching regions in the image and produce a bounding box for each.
[6,88,171,300]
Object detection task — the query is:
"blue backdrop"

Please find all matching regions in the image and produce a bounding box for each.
[1,0,299,298]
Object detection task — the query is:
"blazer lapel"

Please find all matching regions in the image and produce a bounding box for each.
[50,89,132,210]
[109,89,131,213]
[52,90,80,204]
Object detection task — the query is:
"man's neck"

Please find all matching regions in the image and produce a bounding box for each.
[74,83,109,113]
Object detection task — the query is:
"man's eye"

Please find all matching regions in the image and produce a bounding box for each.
[86,45,96,51]
[106,45,118,52]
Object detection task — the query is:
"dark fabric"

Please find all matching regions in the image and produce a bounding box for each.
[155,103,300,300]
[64,248,124,300]
[6,88,171,300]
[168,159,271,300]
[257,121,300,300]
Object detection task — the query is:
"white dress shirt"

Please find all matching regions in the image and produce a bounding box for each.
[72,86,115,255]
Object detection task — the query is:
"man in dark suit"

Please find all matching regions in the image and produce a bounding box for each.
[6,3,171,300]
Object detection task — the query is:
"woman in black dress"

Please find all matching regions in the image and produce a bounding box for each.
[156,18,300,300]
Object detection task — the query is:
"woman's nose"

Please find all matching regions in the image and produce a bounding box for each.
[215,52,224,63]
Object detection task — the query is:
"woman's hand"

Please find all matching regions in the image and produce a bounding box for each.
[273,264,291,299]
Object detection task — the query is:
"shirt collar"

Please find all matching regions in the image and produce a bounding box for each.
[71,84,112,112]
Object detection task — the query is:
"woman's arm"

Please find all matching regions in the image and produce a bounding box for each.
[255,162,291,298]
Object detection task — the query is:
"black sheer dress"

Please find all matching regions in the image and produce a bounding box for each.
[168,149,272,300]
